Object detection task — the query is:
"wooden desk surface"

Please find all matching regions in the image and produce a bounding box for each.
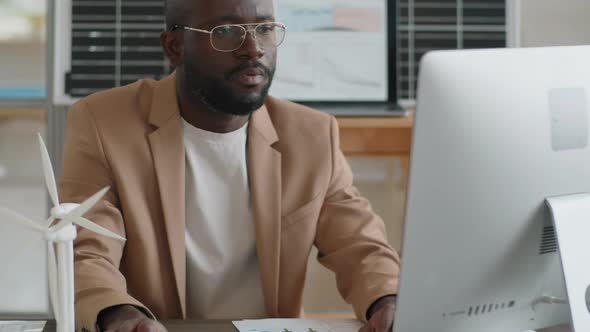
[42,320,238,332]
[41,320,570,332]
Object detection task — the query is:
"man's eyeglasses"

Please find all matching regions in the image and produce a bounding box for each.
[171,22,287,53]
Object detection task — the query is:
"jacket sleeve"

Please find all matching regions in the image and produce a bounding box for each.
[59,101,154,332]
[314,116,401,321]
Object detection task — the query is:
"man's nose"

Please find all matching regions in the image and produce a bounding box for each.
[236,30,265,59]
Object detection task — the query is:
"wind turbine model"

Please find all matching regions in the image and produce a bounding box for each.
[0,134,125,332]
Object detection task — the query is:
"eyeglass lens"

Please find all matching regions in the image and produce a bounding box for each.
[210,23,286,51]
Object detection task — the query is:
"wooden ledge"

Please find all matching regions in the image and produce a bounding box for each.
[0,107,46,122]
[337,111,414,157]
[336,111,414,129]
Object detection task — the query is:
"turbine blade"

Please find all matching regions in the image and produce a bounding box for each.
[38,134,59,207]
[74,217,125,241]
[0,207,44,232]
[62,187,109,221]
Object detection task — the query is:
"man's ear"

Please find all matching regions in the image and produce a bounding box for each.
[160,31,183,67]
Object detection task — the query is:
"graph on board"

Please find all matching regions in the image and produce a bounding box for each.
[271,0,388,102]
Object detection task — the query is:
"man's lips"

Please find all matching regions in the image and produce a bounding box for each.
[233,68,266,86]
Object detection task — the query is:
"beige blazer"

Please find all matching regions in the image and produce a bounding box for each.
[59,73,400,332]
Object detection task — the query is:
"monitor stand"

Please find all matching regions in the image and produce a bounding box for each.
[545,193,590,332]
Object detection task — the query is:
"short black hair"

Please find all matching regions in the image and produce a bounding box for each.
[164,0,184,31]
[164,0,277,31]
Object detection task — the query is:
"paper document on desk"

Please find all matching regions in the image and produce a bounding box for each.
[0,321,46,332]
[233,318,363,332]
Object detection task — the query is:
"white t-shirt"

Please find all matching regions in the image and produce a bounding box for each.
[183,119,267,319]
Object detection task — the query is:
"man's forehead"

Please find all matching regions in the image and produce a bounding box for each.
[182,0,275,24]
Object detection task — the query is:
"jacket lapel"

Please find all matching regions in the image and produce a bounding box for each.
[248,106,282,317]
[147,73,186,317]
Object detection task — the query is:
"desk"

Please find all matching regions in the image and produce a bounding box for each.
[0,107,414,160]
[42,320,237,332]
[0,107,415,159]
[337,113,414,195]
[336,113,414,169]
[0,107,46,122]
[42,320,317,332]
[40,320,571,332]
[0,107,414,162]
[0,108,415,188]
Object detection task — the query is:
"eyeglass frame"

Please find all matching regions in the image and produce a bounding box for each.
[170,22,287,53]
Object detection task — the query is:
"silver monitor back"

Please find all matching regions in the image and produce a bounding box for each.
[395,45,590,332]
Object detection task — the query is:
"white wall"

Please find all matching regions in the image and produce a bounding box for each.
[0,117,47,222]
[0,41,45,88]
[520,0,590,47]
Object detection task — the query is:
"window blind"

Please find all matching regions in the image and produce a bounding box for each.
[397,0,507,100]
[67,0,168,97]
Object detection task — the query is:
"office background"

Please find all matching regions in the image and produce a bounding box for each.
[0,0,589,315]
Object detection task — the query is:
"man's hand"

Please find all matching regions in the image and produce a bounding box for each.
[359,295,396,332]
[98,304,167,332]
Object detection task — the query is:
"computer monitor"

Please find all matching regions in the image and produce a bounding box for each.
[394,45,590,332]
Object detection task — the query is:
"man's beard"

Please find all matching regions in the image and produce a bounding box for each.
[183,60,275,116]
